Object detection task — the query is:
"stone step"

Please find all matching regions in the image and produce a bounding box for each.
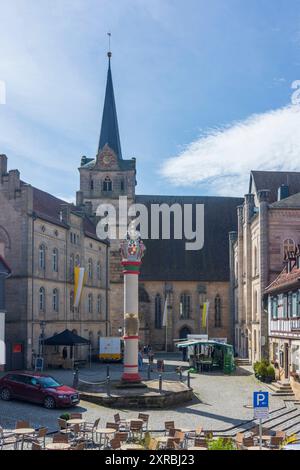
[266,409,300,430]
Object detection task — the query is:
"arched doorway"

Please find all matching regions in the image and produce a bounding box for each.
[179,326,191,340]
[179,326,191,361]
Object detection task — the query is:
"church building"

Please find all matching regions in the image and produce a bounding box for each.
[77,52,243,351]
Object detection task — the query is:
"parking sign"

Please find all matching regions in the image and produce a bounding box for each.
[253,391,269,419]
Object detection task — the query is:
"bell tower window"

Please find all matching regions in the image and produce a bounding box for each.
[103,177,112,192]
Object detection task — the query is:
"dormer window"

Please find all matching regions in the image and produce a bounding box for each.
[103,176,112,192]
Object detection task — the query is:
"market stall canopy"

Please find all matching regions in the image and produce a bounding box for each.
[177,340,233,350]
[44,329,90,346]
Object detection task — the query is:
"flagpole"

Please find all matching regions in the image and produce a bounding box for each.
[165,296,168,353]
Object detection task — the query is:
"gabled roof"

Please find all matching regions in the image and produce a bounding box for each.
[32,186,108,244]
[136,194,243,282]
[98,56,122,159]
[270,192,300,209]
[250,170,300,203]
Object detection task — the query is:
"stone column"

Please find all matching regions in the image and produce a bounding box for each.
[244,194,255,361]
[229,231,237,350]
[258,189,270,360]
[120,226,145,383]
[237,205,244,357]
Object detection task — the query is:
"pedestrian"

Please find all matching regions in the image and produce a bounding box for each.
[138,349,143,371]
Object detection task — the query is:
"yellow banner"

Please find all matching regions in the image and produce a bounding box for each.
[74,267,85,308]
[202,302,210,328]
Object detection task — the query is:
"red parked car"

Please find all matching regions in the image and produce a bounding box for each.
[0,372,80,409]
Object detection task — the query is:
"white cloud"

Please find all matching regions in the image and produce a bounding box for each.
[161,105,300,196]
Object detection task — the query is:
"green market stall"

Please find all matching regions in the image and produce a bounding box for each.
[177,339,235,374]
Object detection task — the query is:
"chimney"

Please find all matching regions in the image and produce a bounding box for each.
[8,169,20,198]
[84,201,93,216]
[76,190,84,207]
[277,184,289,201]
[59,203,70,224]
[0,155,7,178]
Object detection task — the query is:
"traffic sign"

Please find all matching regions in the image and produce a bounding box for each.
[253,391,269,420]
[253,391,269,408]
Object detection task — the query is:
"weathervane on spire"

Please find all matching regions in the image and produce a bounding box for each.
[107,32,112,59]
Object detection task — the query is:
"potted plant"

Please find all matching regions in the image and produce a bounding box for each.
[59,413,70,421]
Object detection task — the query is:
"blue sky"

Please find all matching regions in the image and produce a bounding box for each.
[1,0,300,199]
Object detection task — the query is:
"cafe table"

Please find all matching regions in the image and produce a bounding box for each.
[46,442,71,451]
[188,446,208,450]
[13,428,35,450]
[95,428,115,449]
[246,446,270,451]
[67,419,85,426]
[120,444,144,450]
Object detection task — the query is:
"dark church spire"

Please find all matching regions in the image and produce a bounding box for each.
[98,46,123,160]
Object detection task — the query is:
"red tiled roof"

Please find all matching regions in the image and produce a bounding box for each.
[265,262,300,294]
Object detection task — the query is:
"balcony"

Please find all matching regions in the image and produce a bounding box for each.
[270,318,300,334]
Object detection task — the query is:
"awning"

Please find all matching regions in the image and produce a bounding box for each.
[43,329,90,346]
[177,340,233,350]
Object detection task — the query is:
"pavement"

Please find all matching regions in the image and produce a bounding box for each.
[0,354,293,434]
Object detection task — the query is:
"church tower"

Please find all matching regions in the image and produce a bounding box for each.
[77,51,136,214]
[77,51,136,334]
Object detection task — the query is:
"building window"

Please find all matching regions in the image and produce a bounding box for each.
[90,180,94,190]
[180,293,191,319]
[53,289,59,312]
[215,294,221,327]
[70,290,74,312]
[288,292,293,318]
[88,259,93,279]
[155,294,162,329]
[88,293,93,313]
[253,290,258,315]
[120,179,125,191]
[97,295,101,314]
[39,287,45,311]
[283,238,295,255]
[52,248,58,272]
[75,254,80,267]
[39,245,46,270]
[103,176,112,192]
[97,261,101,280]
[254,246,258,275]
[271,296,278,319]
[283,294,288,318]
[292,292,298,318]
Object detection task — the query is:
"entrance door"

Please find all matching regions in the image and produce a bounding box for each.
[284,344,289,379]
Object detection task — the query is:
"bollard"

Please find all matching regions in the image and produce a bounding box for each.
[106,365,110,378]
[187,371,191,388]
[159,374,162,394]
[147,364,151,380]
[73,367,79,389]
[106,375,111,397]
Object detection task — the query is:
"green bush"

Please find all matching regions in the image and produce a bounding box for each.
[59,413,70,421]
[208,438,236,451]
[257,363,268,379]
[253,361,260,374]
[261,358,270,367]
[266,365,275,381]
